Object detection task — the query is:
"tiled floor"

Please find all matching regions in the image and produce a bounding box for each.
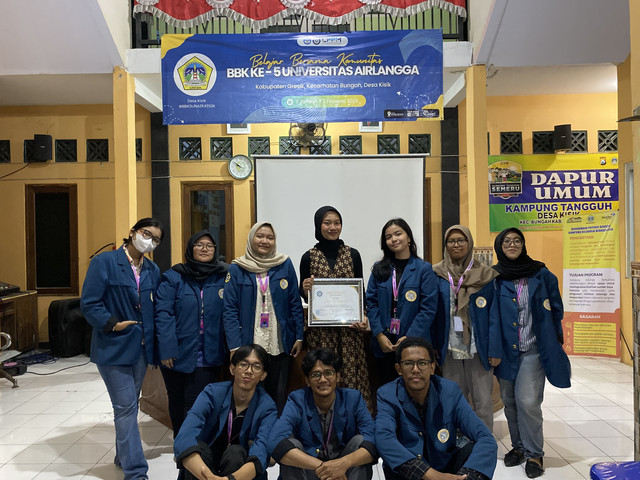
[0,355,634,479]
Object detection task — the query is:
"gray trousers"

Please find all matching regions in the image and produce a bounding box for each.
[280,435,373,480]
[498,346,545,459]
[442,352,495,432]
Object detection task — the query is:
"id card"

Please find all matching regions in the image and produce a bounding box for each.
[454,316,464,332]
[260,312,269,328]
[390,318,401,335]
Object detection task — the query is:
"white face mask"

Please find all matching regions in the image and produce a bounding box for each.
[131,233,156,254]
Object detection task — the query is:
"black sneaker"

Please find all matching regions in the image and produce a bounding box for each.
[504,449,525,467]
[525,458,544,478]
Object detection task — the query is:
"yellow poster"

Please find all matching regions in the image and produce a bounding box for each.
[561,211,620,357]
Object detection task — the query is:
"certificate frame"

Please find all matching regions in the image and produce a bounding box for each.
[307,278,364,327]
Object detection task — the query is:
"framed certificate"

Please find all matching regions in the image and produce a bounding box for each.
[308,278,364,327]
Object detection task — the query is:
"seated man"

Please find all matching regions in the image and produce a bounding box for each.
[174,344,277,480]
[269,348,377,480]
[375,337,497,480]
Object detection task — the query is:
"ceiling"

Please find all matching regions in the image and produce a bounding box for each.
[0,0,630,109]
[476,0,629,99]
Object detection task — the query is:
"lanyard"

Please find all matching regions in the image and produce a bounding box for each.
[129,264,141,293]
[199,289,204,332]
[392,268,399,301]
[124,246,141,301]
[447,259,474,297]
[227,409,234,445]
[515,279,525,304]
[391,268,400,319]
[322,410,335,457]
[257,274,269,306]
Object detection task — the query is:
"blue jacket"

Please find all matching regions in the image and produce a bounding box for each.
[494,267,571,388]
[80,247,159,366]
[432,279,501,369]
[222,259,304,352]
[269,387,376,461]
[366,256,438,357]
[154,269,227,372]
[375,376,497,478]
[174,381,277,480]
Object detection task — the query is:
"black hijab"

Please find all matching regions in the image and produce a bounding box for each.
[313,206,344,254]
[172,230,228,282]
[493,227,545,281]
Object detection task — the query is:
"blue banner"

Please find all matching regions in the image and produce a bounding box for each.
[161,30,443,125]
[488,154,619,231]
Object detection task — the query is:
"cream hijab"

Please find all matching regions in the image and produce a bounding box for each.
[232,222,288,273]
[433,225,498,345]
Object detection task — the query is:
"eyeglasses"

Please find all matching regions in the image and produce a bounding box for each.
[308,369,336,380]
[446,238,468,246]
[236,361,264,373]
[194,242,215,250]
[138,228,161,245]
[502,238,523,247]
[399,360,433,371]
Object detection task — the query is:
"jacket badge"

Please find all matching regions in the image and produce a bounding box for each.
[280,279,288,289]
[218,288,224,299]
[225,273,231,283]
[405,290,417,302]
[543,299,551,311]
[437,428,449,443]
[475,297,487,308]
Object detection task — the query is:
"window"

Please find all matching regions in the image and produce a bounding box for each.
[377,135,400,154]
[340,136,362,155]
[23,139,34,163]
[26,184,79,294]
[532,131,554,154]
[55,139,77,162]
[309,137,331,155]
[136,138,143,162]
[182,182,234,263]
[598,130,618,152]
[0,140,9,163]
[210,137,233,160]
[500,132,522,154]
[570,131,588,153]
[179,137,202,160]
[279,137,300,155]
[409,134,431,154]
[86,139,109,162]
[249,137,270,156]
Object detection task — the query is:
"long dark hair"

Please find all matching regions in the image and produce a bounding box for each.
[123,217,165,245]
[371,218,418,281]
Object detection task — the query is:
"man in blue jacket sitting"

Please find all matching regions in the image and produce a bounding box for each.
[269,348,377,480]
[174,344,277,480]
[375,337,497,480]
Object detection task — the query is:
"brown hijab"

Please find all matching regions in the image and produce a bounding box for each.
[433,225,498,345]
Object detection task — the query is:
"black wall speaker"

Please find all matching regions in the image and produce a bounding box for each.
[553,124,572,152]
[32,134,52,162]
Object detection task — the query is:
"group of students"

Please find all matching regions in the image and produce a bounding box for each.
[80,206,571,480]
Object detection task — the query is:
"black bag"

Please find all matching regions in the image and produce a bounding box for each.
[48,298,92,357]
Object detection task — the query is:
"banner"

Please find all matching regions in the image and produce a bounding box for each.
[488,153,619,231]
[161,30,443,125]
[561,211,620,357]
[134,0,467,30]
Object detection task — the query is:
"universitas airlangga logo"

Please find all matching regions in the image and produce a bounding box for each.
[173,53,217,97]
